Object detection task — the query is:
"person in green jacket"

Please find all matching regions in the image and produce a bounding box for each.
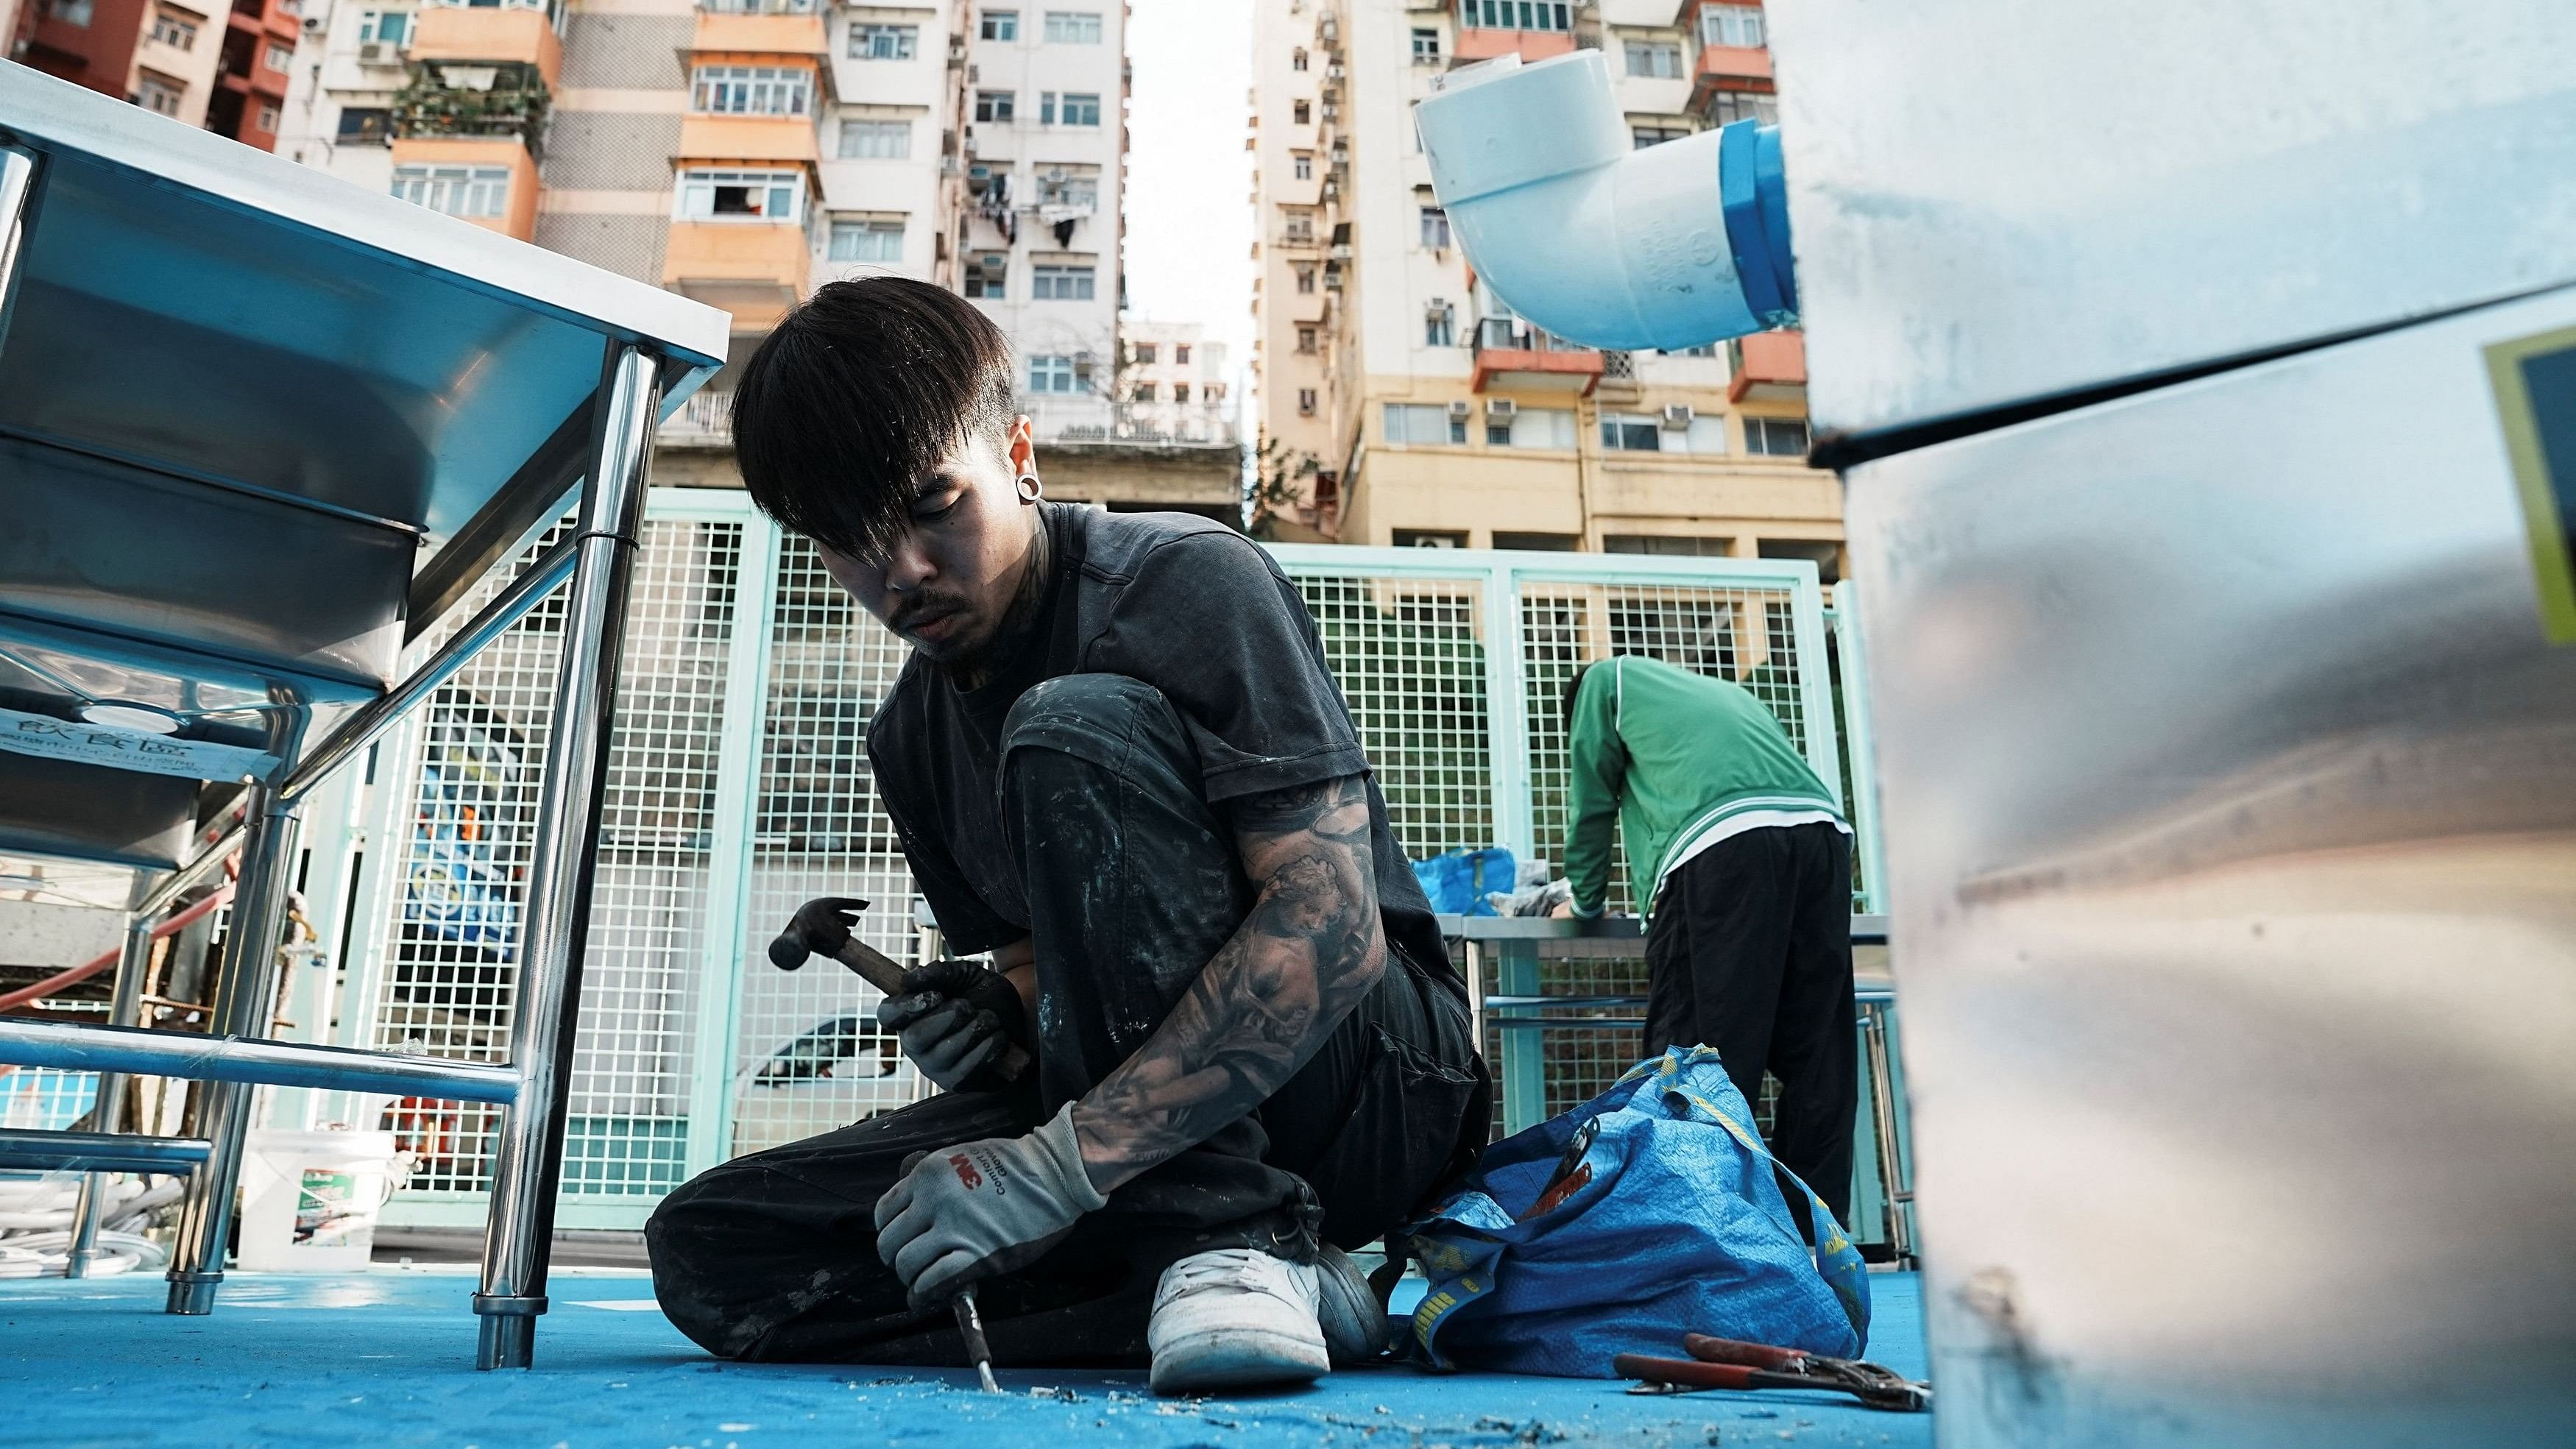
[1561,653,1855,1224]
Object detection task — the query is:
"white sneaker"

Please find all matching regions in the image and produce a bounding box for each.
[1147,1247,1331,1395]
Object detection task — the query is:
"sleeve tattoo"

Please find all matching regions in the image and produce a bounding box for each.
[1069,773,1387,1191]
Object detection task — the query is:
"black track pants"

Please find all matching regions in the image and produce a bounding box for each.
[1641,822,1856,1226]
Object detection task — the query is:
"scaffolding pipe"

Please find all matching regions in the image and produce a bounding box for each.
[0,1128,210,1175]
[63,907,155,1277]
[0,1018,522,1103]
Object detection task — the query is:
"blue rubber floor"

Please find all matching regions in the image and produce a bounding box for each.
[0,1267,1930,1448]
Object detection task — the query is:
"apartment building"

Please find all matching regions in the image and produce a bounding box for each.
[13,0,230,130]
[1248,0,1839,579]
[8,0,297,147]
[275,1,1234,512]
[1122,319,1228,432]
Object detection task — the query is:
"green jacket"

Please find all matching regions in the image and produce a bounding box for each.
[1565,655,1845,917]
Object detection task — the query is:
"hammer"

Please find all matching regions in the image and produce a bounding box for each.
[767,896,1031,1083]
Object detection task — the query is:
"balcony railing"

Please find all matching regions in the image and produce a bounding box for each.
[392,63,551,151]
[1022,397,1240,449]
[1473,317,1594,355]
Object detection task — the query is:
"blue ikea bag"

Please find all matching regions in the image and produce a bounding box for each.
[1410,847,1516,915]
[1401,1046,1870,1376]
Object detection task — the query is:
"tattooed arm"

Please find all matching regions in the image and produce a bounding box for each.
[1068,773,1387,1191]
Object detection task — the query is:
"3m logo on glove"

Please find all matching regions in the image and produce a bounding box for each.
[949,1153,983,1190]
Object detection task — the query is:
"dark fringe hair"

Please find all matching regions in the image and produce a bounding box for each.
[1562,660,1596,730]
[730,277,1018,561]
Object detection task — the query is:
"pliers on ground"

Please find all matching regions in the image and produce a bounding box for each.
[1614,1333,1931,1411]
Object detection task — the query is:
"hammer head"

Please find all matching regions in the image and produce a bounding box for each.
[768,895,868,971]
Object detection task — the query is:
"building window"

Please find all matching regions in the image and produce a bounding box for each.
[1296,388,1317,416]
[974,91,1015,122]
[1393,529,1468,548]
[1027,354,1094,394]
[1284,212,1314,243]
[693,65,812,116]
[1419,205,1451,250]
[1041,10,1100,43]
[1493,531,1579,552]
[1133,342,1158,364]
[132,74,185,116]
[675,169,803,224]
[1459,1,1570,32]
[1632,124,1691,149]
[1745,416,1811,456]
[357,10,408,43]
[336,107,390,144]
[1295,266,1316,294]
[1291,46,1306,71]
[1606,534,1732,556]
[1424,301,1455,348]
[1038,169,1098,207]
[850,22,918,60]
[1758,538,1841,585]
[256,102,280,132]
[1488,406,1576,449]
[1293,153,1312,180]
[1292,99,1311,125]
[1206,381,1228,401]
[392,163,510,219]
[701,0,816,10]
[1699,3,1763,49]
[828,219,905,262]
[1705,89,1778,127]
[838,118,911,158]
[1131,383,1156,402]
[964,253,1007,297]
[1172,383,1191,403]
[1411,28,1440,63]
[1296,326,1318,354]
[1600,414,1662,451]
[148,8,197,48]
[1030,263,1097,300]
[980,9,1016,40]
[1040,91,1101,126]
[1174,344,1191,364]
[1385,403,1465,446]
[1624,40,1683,78]
[263,41,293,71]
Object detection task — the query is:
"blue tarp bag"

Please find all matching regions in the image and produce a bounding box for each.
[1402,1046,1870,1376]
[1411,847,1515,915]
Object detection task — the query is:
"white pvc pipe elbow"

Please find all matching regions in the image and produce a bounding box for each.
[1415,50,1796,353]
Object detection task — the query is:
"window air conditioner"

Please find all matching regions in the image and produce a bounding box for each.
[358,41,390,63]
[1486,398,1517,418]
[1445,400,1473,421]
[1661,404,1694,429]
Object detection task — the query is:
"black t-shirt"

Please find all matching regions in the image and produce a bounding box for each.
[865,503,1457,992]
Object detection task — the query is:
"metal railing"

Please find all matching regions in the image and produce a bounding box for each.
[1022,397,1241,447]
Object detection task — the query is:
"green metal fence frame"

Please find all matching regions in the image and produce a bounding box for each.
[341,500,1862,1230]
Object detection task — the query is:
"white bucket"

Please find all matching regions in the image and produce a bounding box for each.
[236,1129,397,1272]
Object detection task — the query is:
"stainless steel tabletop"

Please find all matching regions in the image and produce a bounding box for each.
[0,64,728,868]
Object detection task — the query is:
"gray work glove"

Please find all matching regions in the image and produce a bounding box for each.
[874,1103,1108,1311]
[874,958,1028,1091]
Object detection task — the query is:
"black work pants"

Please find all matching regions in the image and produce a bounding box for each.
[1642,822,1856,1226]
[647,673,1489,1364]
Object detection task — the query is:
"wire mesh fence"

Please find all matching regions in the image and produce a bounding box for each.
[342,506,1845,1226]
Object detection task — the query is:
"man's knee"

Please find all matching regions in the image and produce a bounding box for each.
[999,673,1194,786]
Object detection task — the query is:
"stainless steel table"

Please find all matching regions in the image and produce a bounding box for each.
[0,64,727,1367]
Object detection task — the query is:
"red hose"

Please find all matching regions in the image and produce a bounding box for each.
[0,883,237,1012]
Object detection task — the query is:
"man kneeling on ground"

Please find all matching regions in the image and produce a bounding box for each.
[645,279,1490,1394]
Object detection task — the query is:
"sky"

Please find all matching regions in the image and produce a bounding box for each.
[1123,0,1256,394]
